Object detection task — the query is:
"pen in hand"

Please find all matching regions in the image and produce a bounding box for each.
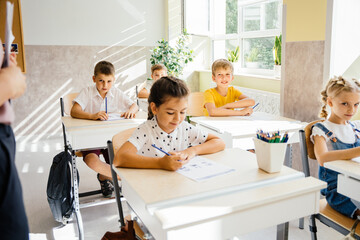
[105,97,107,114]
[151,144,170,156]
[252,103,259,109]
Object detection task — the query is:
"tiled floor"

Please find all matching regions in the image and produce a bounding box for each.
[15,136,343,240]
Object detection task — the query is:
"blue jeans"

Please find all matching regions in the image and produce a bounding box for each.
[314,123,360,218]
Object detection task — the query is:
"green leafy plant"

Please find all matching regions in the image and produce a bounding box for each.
[273,34,282,65]
[227,46,240,62]
[150,29,194,77]
[245,48,260,62]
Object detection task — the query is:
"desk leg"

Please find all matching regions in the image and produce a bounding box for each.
[284,144,292,167]
[71,151,84,240]
[276,222,289,240]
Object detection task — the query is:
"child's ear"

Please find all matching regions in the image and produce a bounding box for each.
[150,102,157,115]
[327,97,333,107]
[212,75,216,81]
[92,76,96,82]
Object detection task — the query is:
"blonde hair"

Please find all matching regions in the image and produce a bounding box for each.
[319,76,360,118]
[211,59,234,76]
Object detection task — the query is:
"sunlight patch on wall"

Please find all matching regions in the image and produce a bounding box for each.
[14,78,73,135]
[115,59,147,86]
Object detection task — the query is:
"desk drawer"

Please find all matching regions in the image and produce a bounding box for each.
[338,174,360,202]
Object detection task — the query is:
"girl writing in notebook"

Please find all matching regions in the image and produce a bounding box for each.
[114,76,225,170]
[311,76,360,218]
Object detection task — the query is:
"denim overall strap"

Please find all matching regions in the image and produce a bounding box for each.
[349,121,360,142]
[314,122,358,218]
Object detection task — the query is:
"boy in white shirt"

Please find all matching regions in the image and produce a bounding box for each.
[137,64,167,98]
[71,61,138,197]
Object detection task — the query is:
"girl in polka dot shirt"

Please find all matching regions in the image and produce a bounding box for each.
[114,76,225,171]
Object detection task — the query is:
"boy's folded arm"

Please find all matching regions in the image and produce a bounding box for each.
[70,102,94,119]
[205,103,252,116]
[223,97,255,109]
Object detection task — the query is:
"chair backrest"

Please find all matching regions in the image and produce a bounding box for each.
[187,92,205,117]
[61,92,78,116]
[107,129,136,228]
[304,120,324,160]
[299,120,324,177]
[112,127,136,155]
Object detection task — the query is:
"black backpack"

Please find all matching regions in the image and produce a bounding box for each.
[46,150,78,223]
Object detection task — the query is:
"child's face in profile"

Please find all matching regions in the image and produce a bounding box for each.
[150,96,188,134]
[93,73,115,98]
[151,69,167,82]
[328,91,360,124]
[212,67,234,87]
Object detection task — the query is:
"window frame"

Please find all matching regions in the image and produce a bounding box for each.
[184,0,282,77]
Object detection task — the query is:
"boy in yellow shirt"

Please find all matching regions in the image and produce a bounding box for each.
[204,59,255,116]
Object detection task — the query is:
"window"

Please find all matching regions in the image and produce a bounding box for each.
[185,0,282,75]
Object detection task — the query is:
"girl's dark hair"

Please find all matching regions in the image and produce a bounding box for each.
[147,76,189,120]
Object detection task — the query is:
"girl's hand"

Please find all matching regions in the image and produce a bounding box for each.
[172,148,197,162]
[159,154,184,171]
[92,111,108,120]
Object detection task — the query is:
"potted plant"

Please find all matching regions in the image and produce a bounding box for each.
[227,46,240,72]
[273,34,282,78]
[245,48,260,69]
[150,29,194,77]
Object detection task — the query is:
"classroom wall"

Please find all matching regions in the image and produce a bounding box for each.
[13,0,165,141]
[329,0,360,78]
[281,0,327,123]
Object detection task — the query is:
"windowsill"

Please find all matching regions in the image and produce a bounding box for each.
[196,69,281,81]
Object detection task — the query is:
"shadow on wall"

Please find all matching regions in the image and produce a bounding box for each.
[14,24,152,145]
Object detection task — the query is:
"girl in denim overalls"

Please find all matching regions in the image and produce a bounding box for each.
[311,76,360,218]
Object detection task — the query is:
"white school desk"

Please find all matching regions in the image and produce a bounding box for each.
[61,111,147,240]
[115,148,326,240]
[190,112,305,149]
[324,160,360,202]
[62,111,147,151]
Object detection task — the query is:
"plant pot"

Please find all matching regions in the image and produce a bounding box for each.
[245,62,259,69]
[232,62,241,73]
[274,65,281,79]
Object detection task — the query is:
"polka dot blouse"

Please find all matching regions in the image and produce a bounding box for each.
[128,117,208,157]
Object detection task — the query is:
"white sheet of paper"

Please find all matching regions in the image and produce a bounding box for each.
[107,113,125,121]
[176,156,235,182]
[2,2,14,68]
[352,157,360,163]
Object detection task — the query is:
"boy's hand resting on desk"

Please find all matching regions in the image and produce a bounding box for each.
[159,154,188,171]
[121,110,137,119]
[92,111,108,121]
